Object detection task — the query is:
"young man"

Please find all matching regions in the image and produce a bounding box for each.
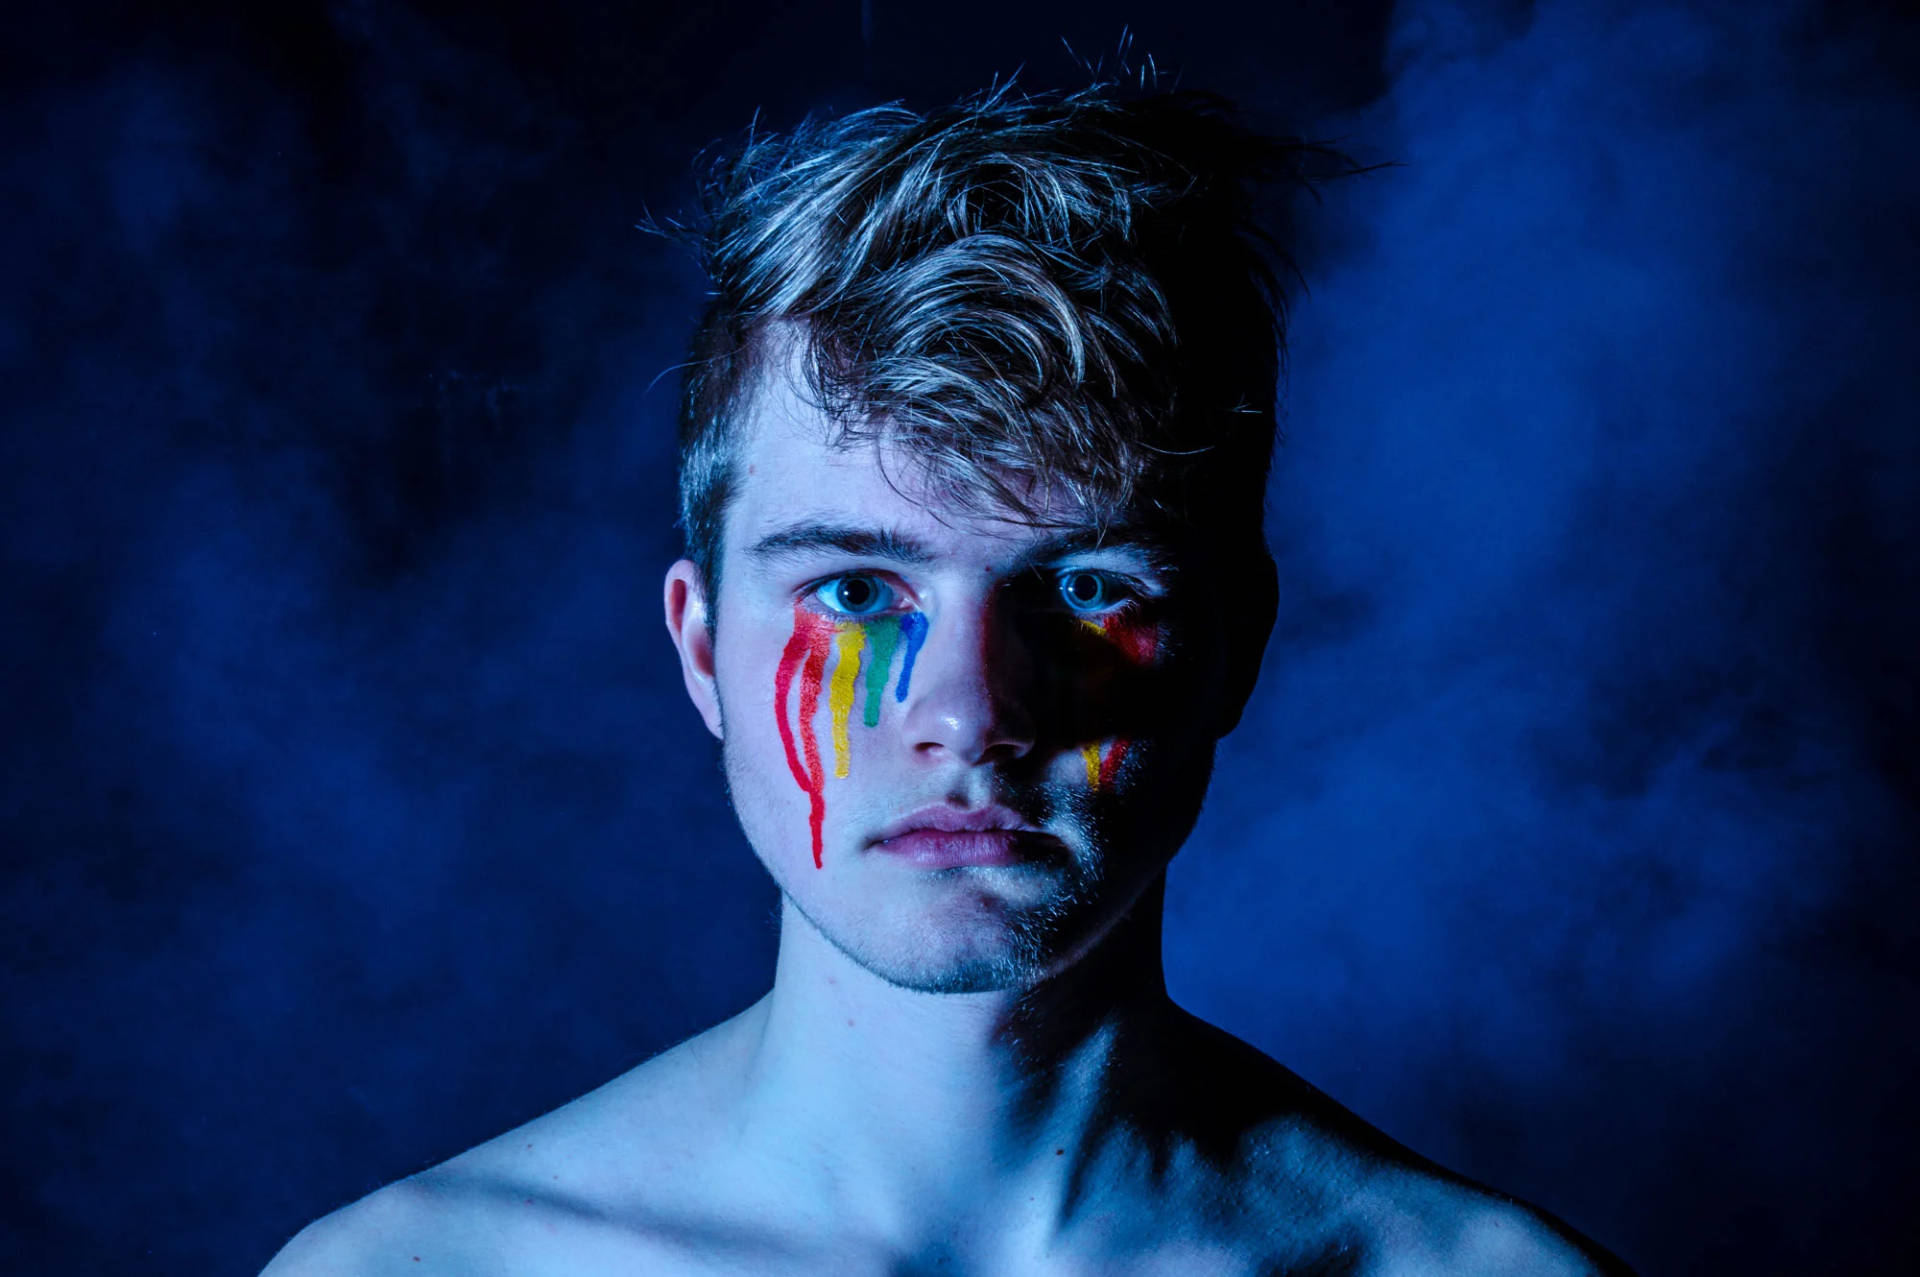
[267,84,1630,1275]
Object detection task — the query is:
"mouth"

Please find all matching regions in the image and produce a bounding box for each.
[869,805,1060,869]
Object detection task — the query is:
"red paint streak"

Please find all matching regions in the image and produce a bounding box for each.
[774,622,814,790]
[1102,610,1158,665]
[797,626,831,867]
[776,608,835,868]
[1093,612,1155,788]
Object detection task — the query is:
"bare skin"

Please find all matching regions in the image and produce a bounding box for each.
[264,357,1629,1276]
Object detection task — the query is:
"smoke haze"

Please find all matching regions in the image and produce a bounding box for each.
[3,1,1913,1271]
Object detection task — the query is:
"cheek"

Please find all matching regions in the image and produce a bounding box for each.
[763,607,928,869]
[828,610,926,758]
[708,617,825,870]
[774,611,834,867]
[1100,612,1161,667]
[1070,614,1145,789]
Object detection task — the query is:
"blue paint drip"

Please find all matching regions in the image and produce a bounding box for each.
[893,612,928,701]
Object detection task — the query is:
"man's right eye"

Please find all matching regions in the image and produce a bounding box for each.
[812,574,896,616]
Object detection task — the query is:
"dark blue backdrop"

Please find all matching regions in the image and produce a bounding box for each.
[5,1,1916,1272]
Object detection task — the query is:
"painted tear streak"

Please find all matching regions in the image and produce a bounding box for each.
[828,625,866,778]
[1078,612,1157,791]
[1101,611,1158,666]
[775,609,835,868]
[861,616,901,727]
[777,607,930,868]
[893,612,929,701]
[773,619,817,794]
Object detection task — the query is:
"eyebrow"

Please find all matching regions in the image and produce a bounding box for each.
[746,522,938,565]
[1007,526,1173,570]
[745,519,1179,576]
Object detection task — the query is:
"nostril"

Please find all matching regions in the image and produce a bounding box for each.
[906,695,1035,766]
[893,607,1037,764]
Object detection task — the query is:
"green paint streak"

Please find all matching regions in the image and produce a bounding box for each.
[861,616,900,727]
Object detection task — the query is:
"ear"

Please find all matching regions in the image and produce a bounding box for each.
[1211,553,1277,739]
[664,558,724,740]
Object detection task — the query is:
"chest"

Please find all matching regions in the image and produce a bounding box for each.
[482,1187,1361,1277]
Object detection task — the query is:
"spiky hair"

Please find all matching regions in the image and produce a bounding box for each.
[663,79,1341,597]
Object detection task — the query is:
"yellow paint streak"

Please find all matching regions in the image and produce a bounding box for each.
[1079,616,1108,788]
[828,625,866,779]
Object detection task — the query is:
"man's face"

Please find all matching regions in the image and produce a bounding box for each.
[666,369,1242,994]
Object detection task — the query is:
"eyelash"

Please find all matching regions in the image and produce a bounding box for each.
[808,573,907,617]
[802,569,1145,617]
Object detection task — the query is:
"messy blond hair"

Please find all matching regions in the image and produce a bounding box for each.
[665,79,1344,597]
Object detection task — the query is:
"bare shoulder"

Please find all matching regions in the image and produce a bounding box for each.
[258,1174,508,1276]
[261,1006,764,1276]
[1350,1171,1635,1277]
[1233,1110,1633,1276]
[1233,1117,1631,1275]
[1178,1021,1631,1276]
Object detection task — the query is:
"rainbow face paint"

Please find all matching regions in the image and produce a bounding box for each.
[860,617,899,728]
[775,600,1157,865]
[1077,611,1159,791]
[774,611,833,867]
[893,611,928,701]
[827,626,866,778]
[775,605,926,868]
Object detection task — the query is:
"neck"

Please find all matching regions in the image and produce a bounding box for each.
[733,876,1180,1247]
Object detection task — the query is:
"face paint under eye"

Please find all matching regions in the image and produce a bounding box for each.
[827,625,865,778]
[1076,612,1160,790]
[861,619,900,727]
[893,612,928,700]
[1082,608,1157,666]
[774,605,931,868]
[774,610,835,867]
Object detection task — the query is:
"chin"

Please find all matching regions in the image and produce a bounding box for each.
[836,935,1062,995]
[801,882,1082,991]
[866,954,1041,995]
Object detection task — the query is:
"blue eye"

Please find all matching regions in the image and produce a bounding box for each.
[1057,570,1119,613]
[814,574,895,616]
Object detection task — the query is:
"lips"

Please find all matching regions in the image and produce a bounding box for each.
[870,805,1058,868]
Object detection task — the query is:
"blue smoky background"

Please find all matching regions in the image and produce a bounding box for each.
[3,1,1915,1272]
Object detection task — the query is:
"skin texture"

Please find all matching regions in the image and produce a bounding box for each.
[261,360,1633,1276]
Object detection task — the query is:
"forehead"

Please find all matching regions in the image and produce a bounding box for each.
[724,358,1113,561]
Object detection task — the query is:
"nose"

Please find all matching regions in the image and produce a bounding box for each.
[897,597,1036,767]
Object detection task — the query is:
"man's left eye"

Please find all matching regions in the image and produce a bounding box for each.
[1056,570,1127,613]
